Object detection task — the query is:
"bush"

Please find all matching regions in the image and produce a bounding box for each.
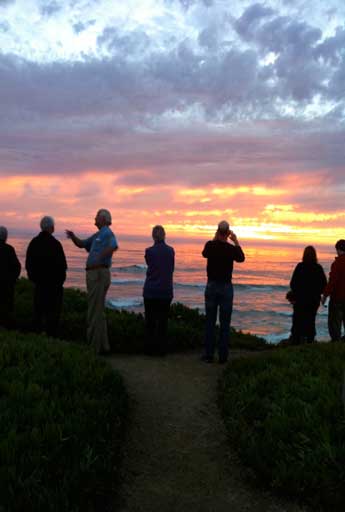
[14,278,268,352]
[0,330,128,512]
[219,343,345,510]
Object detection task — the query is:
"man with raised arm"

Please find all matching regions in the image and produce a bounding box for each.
[66,209,118,354]
[202,220,245,364]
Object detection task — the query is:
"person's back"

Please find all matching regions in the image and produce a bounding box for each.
[144,241,174,299]
[202,239,244,283]
[0,240,21,285]
[325,253,345,302]
[201,221,245,364]
[0,226,21,327]
[143,225,175,356]
[26,231,66,286]
[25,216,67,337]
[322,240,345,342]
[290,261,327,304]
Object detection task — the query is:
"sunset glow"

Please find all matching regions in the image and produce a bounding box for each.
[0,0,344,246]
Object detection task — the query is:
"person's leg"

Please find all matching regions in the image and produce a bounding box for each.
[218,283,233,363]
[0,283,15,328]
[86,269,111,354]
[290,304,301,344]
[33,284,44,333]
[328,300,342,342]
[305,302,318,343]
[144,298,157,355]
[203,282,218,361]
[156,298,172,356]
[46,286,63,338]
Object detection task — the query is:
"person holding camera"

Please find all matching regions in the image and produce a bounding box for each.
[201,220,245,363]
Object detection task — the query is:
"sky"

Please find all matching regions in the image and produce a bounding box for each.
[0,0,345,243]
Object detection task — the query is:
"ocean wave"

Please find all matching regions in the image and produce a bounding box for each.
[174,282,288,291]
[111,278,144,285]
[107,298,143,308]
[113,264,147,273]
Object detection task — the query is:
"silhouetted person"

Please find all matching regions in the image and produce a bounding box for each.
[0,226,21,328]
[66,209,118,354]
[26,216,67,337]
[202,220,245,363]
[289,246,327,344]
[143,225,175,356]
[322,239,345,342]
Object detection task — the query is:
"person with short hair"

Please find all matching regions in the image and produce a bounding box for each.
[25,216,67,337]
[201,220,245,363]
[322,239,345,342]
[289,246,327,344]
[66,209,118,354]
[143,225,175,356]
[0,226,21,328]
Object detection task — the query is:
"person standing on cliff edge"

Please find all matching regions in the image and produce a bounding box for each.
[66,209,118,354]
[201,220,245,364]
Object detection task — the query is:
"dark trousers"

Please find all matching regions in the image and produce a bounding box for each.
[328,300,345,342]
[144,298,172,355]
[291,301,319,344]
[204,281,233,362]
[0,282,15,328]
[33,284,63,337]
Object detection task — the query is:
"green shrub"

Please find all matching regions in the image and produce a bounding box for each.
[219,343,345,510]
[0,330,128,512]
[14,278,267,352]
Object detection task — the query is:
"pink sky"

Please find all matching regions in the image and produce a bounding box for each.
[1,0,345,245]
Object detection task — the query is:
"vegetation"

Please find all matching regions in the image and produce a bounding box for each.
[14,278,268,352]
[219,343,345,510]
[0,330,128,512]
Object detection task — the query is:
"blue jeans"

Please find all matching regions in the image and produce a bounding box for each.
[204,281,233,361]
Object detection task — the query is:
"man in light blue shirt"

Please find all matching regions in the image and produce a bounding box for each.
[66,209,118,354]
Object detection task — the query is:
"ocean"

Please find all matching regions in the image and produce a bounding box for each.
[11,234,335,344]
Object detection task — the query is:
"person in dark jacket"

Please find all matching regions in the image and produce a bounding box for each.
[26,216,67,337]
[202,220,245,363]
[289,245,327,344]
[0,226,21,328]
[143,225,175,356]
[322,239,345,341]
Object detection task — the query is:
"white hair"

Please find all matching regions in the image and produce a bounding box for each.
[40,216,55,231]
[152,225,166,242]
[97,209,112,225]
[217,220,230,234]
[0,226,8,242]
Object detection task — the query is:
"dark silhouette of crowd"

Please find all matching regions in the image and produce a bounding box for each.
[1,214,345,358]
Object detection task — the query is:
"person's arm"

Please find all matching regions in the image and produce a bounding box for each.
[290,264,299,292]
[25,240,36,282]
[65,230,84,248]
[202,241,210,258]
[229,232,245,262]
[322,262,336,303]
[11,247,21,281]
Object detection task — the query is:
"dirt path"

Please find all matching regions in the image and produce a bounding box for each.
[109,351,305,512]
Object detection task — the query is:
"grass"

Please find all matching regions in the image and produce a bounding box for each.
[13,277,269,353]
[0,330,128,512]
[219,343,345,510]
